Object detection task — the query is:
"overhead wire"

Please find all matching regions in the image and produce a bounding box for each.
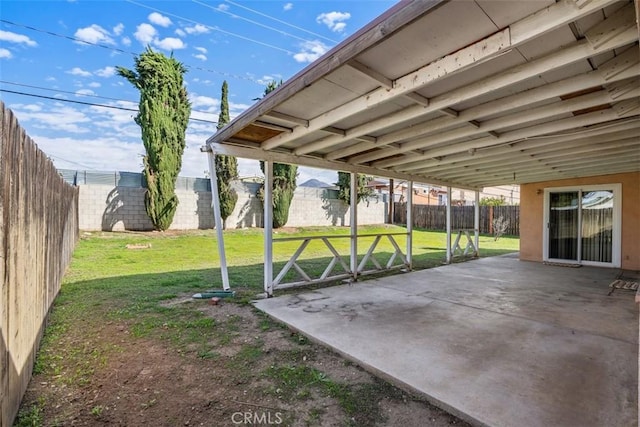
[191,0,319,44]
[0,80,222,117]
[0,89,219,125]
[223,0,338,44]
[0,19,263,84]
[124,0,296,55]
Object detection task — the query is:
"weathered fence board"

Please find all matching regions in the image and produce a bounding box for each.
[394,203,520,236]
[0,102,79,427]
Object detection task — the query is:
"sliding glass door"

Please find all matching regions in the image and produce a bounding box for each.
[548,191,579,261]
[544,185,620,267]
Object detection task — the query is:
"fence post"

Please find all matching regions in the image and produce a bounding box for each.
[406,181,413,270]
[489,205,494,234]
[446,187,452,264]
[474,191,480,256]
[263,161,274,296]
[350,172,358,281]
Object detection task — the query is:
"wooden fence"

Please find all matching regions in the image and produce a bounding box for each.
[1,102,79,427]
[394,203,520,236]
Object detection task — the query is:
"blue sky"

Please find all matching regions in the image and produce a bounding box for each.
[0,0,396,184]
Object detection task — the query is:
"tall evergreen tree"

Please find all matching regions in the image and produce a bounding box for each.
[214,80,238,229]
[257,80,297,228]
[335,171,374,205]
[117,47,191,231]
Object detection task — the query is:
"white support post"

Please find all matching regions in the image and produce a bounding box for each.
[350,172,358,281]
[446,186,452,264]
[207,152,230,290]
[406,180,413,270]
[263,161,274,296]
[474,190,480,257]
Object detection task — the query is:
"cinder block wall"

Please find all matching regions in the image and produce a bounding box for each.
[78,182,386,231]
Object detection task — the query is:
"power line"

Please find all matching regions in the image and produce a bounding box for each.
[48,154,97,170]
[192,0,318,45]
[223,0,338,44]
[124,0,296,55]
[0,19,263,84]
[0,80,220,117]
[0,19,133,55]
[0,89,218,124]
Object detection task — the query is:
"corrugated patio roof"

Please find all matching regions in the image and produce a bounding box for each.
[206,0,640,191]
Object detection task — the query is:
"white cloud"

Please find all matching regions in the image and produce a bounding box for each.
[185,24,209,35]
[148,12,172,27]
[46,76,56,81]
[0,30,38,47]
[95,66,116,78]
[67,67,92,77]
[74,24,115,45]
[33,135,146,172]
[9,103,42,112]
[190,95,219,110]
[154,37,185,51]
[113,23,124,36]
[14,104,92,134]
[293,40,329,63]
[75,89,96,97]
[193,54,207,61]
[121,36,131,46]
[0,48,12,59]
[316,11,351,33]
[134,23,157,44]
[195,46,207,54]
[175,29,186,37]
[217,3,229,11]
[88,82,101,88]
[256,75,282,86]
[283,3,293,11]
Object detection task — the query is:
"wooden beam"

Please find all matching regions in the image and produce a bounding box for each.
[431,142,640,179]
[374,105,639,168]
[404,92,430,106]
[258,0,628,151]
[347,60,394,89]
[208,0,447,147]
[406,131,640,174]
[261,28,512,150]
[207,142,481,190]
[350,86,639,164]
[584,2,636,49]
[398,119,640,172]
[322,34,640,160]
[510,0,621,45]
[263,111,309,127]
[324,62,638,160]
[252,121,293,133]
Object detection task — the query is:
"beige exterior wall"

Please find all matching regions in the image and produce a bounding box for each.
[520,172,640,270]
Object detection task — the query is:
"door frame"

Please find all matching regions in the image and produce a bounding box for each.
[542,183,621,268]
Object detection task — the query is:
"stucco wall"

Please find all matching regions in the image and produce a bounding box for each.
[520,172,640,270]
[78,183,386,231]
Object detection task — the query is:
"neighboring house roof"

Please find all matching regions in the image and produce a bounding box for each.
[206,0,640,191]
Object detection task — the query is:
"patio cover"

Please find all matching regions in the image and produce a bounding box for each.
[205,0,640,189]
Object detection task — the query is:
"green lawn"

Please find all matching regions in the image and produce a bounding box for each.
[44,225,517,351]
[18,226,517,426]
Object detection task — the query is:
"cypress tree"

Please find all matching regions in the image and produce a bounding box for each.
[336,171,374,205]
[257,80,297,228]
[215,80,238,229]
[117,47,191,231]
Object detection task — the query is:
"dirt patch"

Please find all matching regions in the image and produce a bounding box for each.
[20,299,470,426]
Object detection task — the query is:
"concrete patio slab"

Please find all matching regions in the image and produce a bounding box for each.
[254,255,638,427]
